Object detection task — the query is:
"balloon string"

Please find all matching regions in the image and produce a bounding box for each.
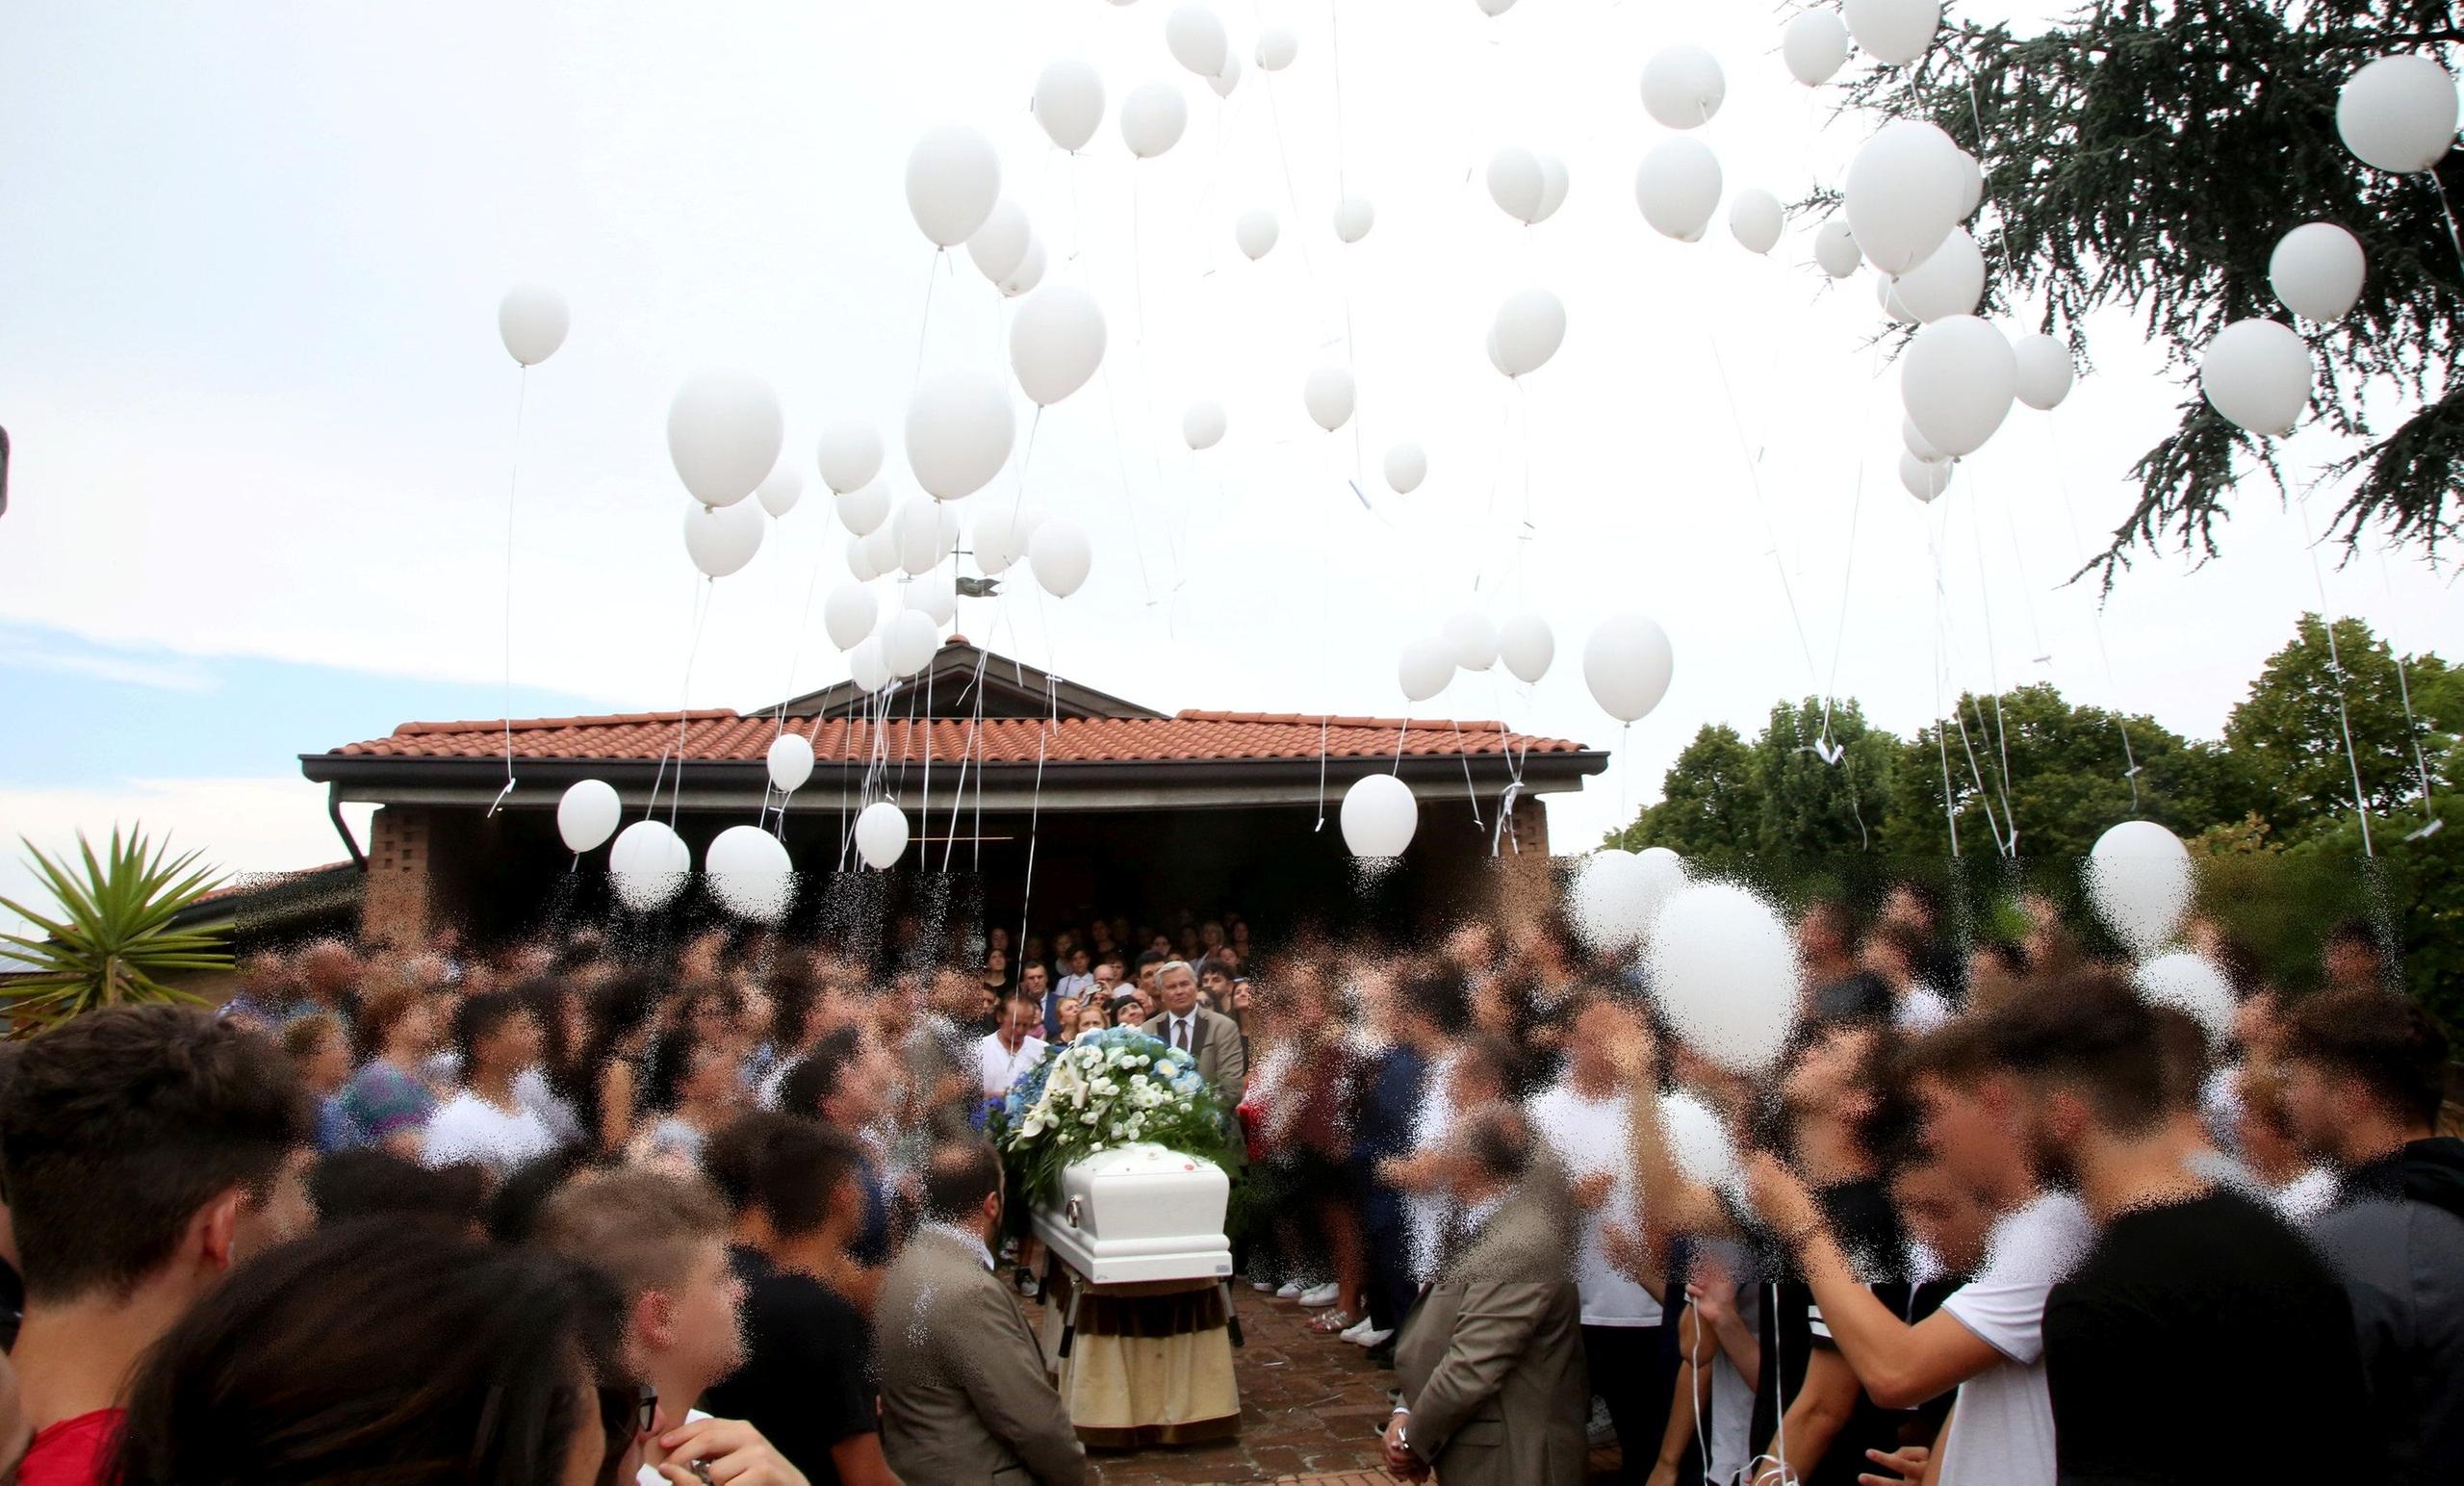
[1935,539,2010,854]
[489,365,532,819]
[1819,339,1885,758]
[2371,548,2443,837]
[2294,489,2377,856]
[1699,320,1823,704]
[2434,174,2464,282]
[1449,718,1482,829]
[2040,403,2141,809]
[648,577,716,829]
[1015,677,1056,962]
[1928,513,1963,858]
[911,248,944,394]
[1963,468,2023,853]
[1093,361,1161,609]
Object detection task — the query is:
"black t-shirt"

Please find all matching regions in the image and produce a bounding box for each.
[1810,971,1893,1025]
[704,1250,876,1484]
[1746,1177,1917,1486]
[2043,1189,2370,1485]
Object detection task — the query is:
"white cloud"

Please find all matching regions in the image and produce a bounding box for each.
[3,649,219,693]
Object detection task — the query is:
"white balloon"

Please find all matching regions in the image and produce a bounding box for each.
[905,125,1001,247]
[1899,450,1953,502]
[1782,11,1852,86]
[766,734,815,794]
[1499,613,1554,683]
[682,499,765,578]
[1951,149,1985,220]
[1902,315,2016,457]
[965,199,1033,284]
[498,284,570,367]
[2199,319,2314,438]
[2136,952,2236,1045]
[1340,773,1418,858]
[816,421,884,496]
[1398,636,1454,703]
[998,236,1048,298]
[1490,287,1567,377]
[1207,49,1242,100]
[706,825,794,922]
[972,505,1031,576]
[1234,208,1280,261]
[1383,441,1427,494]
[1476,0,1519,13]
[2336,55,2460,173]
[1304,365,1355,432]
[835,482,891,538]
[608,819,690,912]
[823,583,878,653]
[556,779,622,855]
[2011,334,2076,411]
[849,636,890,695]
[1120,81,1190,158]
[1443,611,1500,673]
[1570,847,1689,953]
[1256,27,1298,70]
[1008,286,1109,407]
[904,568,958,626]
[1034,58,1106,153]
[859,519,900,580]
[1902,414,1945,462]
[1634,136,1723,242]
[1888,226,1986,321]
[905,369,1016,499]
[1878,272,1915,325]
[1648,882,1800,1071]
[1333,195,1375,243]
[893,494,959,576]
[1487,146,1546,224]
[2086,820,2194,958]
[2269,222,2368,322]
[756,468,804,519]
[855,800,911,870]
[1843,0,1941,66]
[845,534,881,584]
[1660,1089,1744,1197]
[884,609,939,679]
[1730,188,1784,254]
[1182,401,1228,450]
[1844,119,1964,274]
[1583,614,1675,723]
[1534,154,1570,222]
[1027,517,1092,598]
[1814,216,1863,277]
[669,372,784,508]
[1164,3,1229,80]
[1641,43,1726,129]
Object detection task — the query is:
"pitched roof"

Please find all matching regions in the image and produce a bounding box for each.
[323,709,1587,766]
[771,639,1165,722]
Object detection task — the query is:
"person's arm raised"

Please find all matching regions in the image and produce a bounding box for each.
[1743,1154,1998,1410]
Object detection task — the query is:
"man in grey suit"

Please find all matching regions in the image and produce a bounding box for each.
[1384,1106,1588,1485]
[1150,961,1247,1161]
[874,1143,1088,1485]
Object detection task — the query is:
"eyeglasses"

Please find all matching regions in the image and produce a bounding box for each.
[598,1381,656,1442]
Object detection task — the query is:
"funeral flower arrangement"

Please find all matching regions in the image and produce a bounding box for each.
[991,1026,1237,1207]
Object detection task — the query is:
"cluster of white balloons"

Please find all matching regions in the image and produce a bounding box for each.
[1394,611,1551,707]
[671,372,787,579]
[1896,318,2074,502]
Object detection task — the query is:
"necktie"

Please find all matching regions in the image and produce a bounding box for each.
[1174,1017,1190,1052]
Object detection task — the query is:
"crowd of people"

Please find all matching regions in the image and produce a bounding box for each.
[0,885,2451,1486]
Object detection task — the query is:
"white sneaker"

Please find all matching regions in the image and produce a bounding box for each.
[1249,1279,1276,1293]
[1275,1280,1304,1299]
[1298,1281,1343,1308]
[1348,1323,1395,1347]
[1339,1315,1375,1343]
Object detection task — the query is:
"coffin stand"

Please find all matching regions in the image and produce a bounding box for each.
[1032,1144,1243,1448]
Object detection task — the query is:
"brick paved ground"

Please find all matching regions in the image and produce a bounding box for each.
[1026,1286,1626,1486]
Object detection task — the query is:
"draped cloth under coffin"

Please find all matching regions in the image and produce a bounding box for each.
[1040,1263,1242,1448]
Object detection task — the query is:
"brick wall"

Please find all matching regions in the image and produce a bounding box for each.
[362,806,436,949]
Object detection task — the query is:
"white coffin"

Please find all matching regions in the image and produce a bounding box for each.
[1033,1142,1233,1285]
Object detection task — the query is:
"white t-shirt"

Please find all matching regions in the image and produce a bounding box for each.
[975,1032,1046,1099]
[515,1064,581,1143]
[1935,1191,2094,1486]
[1526,1081,1662,1326]
[420,1090,556,1175]
[1405,1050,1462,1283]
[1897,984,1953,1033]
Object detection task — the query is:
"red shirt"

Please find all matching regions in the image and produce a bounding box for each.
[20,1409,123,1486]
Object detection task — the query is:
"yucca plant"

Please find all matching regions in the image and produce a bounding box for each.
[0,828,229,1032]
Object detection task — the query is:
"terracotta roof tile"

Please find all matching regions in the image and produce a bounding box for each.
[326,711,1588,766]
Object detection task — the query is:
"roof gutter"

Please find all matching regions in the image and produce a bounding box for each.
[326,785,368,870]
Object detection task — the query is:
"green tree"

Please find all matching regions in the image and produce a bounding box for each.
[1754,697,1902,861]
[1847,3,2464,576]
[1883,685,2244,861]
[1608,723,1762,871]
[0,829,229,1032]
[2224,613,2456,839]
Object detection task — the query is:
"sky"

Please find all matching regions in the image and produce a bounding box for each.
[1,0,2455,930]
